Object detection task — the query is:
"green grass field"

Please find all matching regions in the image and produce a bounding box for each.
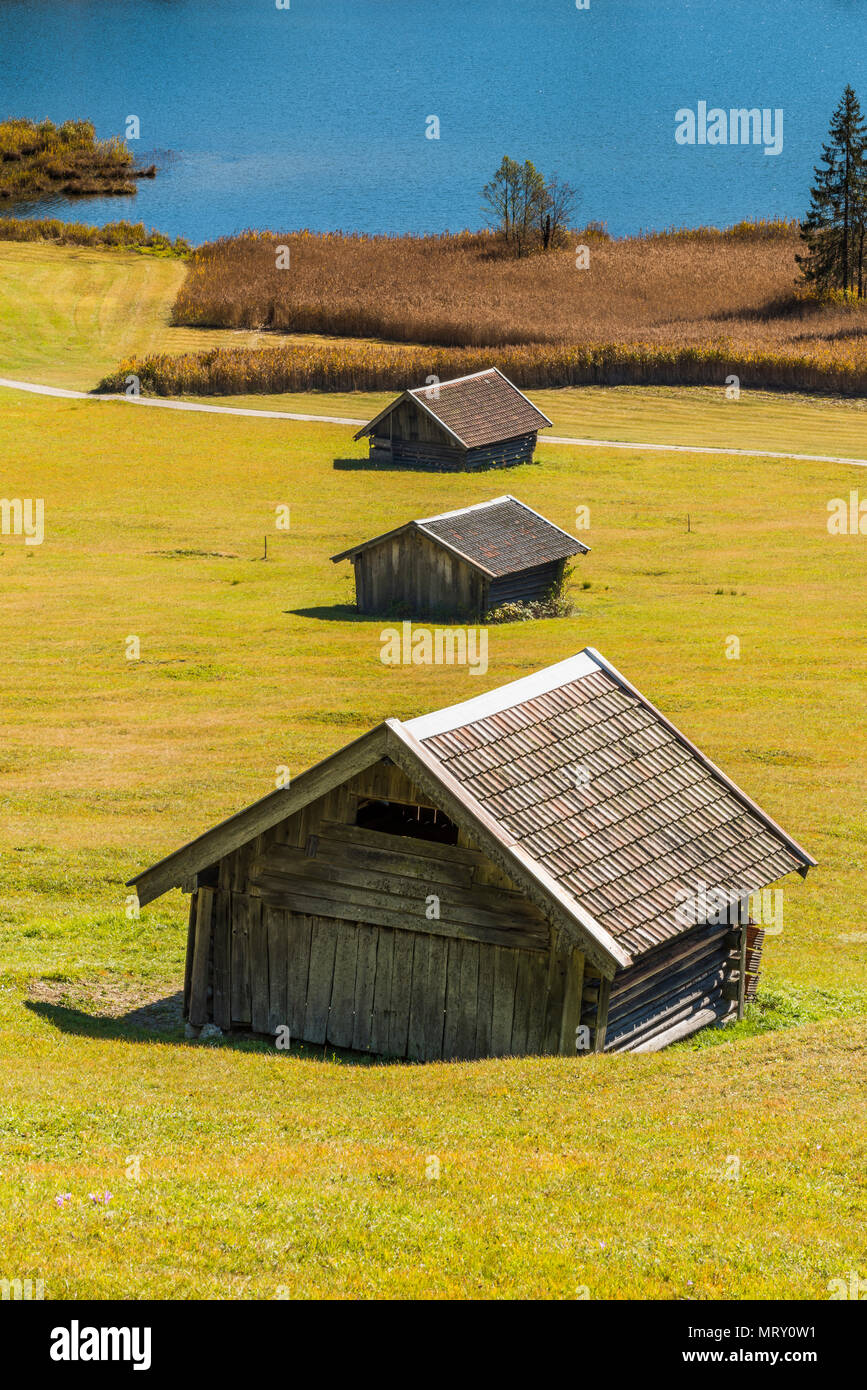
[0,243,865,1299]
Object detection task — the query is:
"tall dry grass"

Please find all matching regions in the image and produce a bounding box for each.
[171,224,867,364]
[0,216,189,255]
[98,338,867,398]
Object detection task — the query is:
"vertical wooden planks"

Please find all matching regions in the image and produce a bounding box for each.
[351,923,378,1052]
[248,897,269,1035]
[562,948,585,1056]
[524,951,548,1055]
[543,935,586,1057]
[212,889,233,1032]
[188,887,214,1027]
[369,927,394,1055]
[490,947,519,1056]
[407,934,431,1062]
[542,929,567,1055]
[183,893,197,1018]
[231,892,252,1025]
[422,935,449,1061]
[475,944,495,1058]
[594,976,612,1052]
[510,951,535,1055]
[304,916,338,1044]
[327,923,359,1049]
[455,940,480,1059]
[286,912,312,1041]
[265,906,288,1035]
[388,929,415,1058]
[441,938,464,1060]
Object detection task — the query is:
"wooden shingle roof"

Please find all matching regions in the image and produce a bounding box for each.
[129,651,814,972]
[354,368,553,449]
[331,495,588,574]
[404,651,816,958]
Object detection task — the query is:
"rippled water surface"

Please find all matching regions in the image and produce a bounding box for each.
[1,0,864,240]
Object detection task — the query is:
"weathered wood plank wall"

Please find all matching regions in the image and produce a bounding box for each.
[184,756,588,1060]
[355,528,483,618]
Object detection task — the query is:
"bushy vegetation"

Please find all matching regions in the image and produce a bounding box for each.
[481,155,578,256]
[0,118,147,200]
[485,570,577,623]
[99,335,867,398]
[0,216,189,256]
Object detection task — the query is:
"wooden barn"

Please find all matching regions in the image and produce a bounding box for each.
[331,495,589,619]
[128,649,815,1060]
[354,367,553,470]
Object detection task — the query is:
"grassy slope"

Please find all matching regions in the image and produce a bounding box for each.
[187,385,867,461]
[0,243,368,389]
[3,241,867,461]
[0,384,865,1297]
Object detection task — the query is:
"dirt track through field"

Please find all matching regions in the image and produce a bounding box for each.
[2,375,866,468]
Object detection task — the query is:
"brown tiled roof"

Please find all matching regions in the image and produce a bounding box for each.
[418,497,587,575]
[405,652,814,959]
[409,369,551,448]
[330,495,588,572]
[354,368,552,449]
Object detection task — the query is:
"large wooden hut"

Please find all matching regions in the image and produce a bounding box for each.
[354,367,553,469]
[128,650,815,1060]
[331,495,589,619]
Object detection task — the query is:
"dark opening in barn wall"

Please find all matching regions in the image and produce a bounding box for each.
[355,798,459,845]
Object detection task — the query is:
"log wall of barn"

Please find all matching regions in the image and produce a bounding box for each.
[367,400,538,471]
[464,433,538,470]
[184,758,588,1061]
[600,919,744,1052]
[486,559,566,610]
[354,529,484,617]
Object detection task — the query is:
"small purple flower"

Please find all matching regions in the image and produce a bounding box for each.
[55,1193,72,1208]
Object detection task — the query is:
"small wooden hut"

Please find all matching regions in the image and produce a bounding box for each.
[128,649,815,1059]
[331,495,589,618]
[354,367,553,469]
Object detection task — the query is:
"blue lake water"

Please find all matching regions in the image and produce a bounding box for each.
[1,0,865,242]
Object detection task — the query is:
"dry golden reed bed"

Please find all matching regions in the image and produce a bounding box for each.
[101,224,867,396]
[100,338,867,397]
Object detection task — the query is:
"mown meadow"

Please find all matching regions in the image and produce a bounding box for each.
[0,367,864,1296]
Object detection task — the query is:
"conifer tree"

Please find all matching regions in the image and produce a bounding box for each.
[797,86,867,297]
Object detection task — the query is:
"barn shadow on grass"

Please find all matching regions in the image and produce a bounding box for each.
[24,998,401,1066]
[333,456,446,473]
[286,604,365,622]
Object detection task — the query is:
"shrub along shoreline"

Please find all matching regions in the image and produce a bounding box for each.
[0,216,190,256]
[0,118,148,200]
[97,339,867,398]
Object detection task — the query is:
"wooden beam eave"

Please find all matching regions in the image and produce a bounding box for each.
[127,724,390,908]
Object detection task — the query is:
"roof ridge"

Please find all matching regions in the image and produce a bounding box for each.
[416,494,514,525]
[403,651,602,740]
